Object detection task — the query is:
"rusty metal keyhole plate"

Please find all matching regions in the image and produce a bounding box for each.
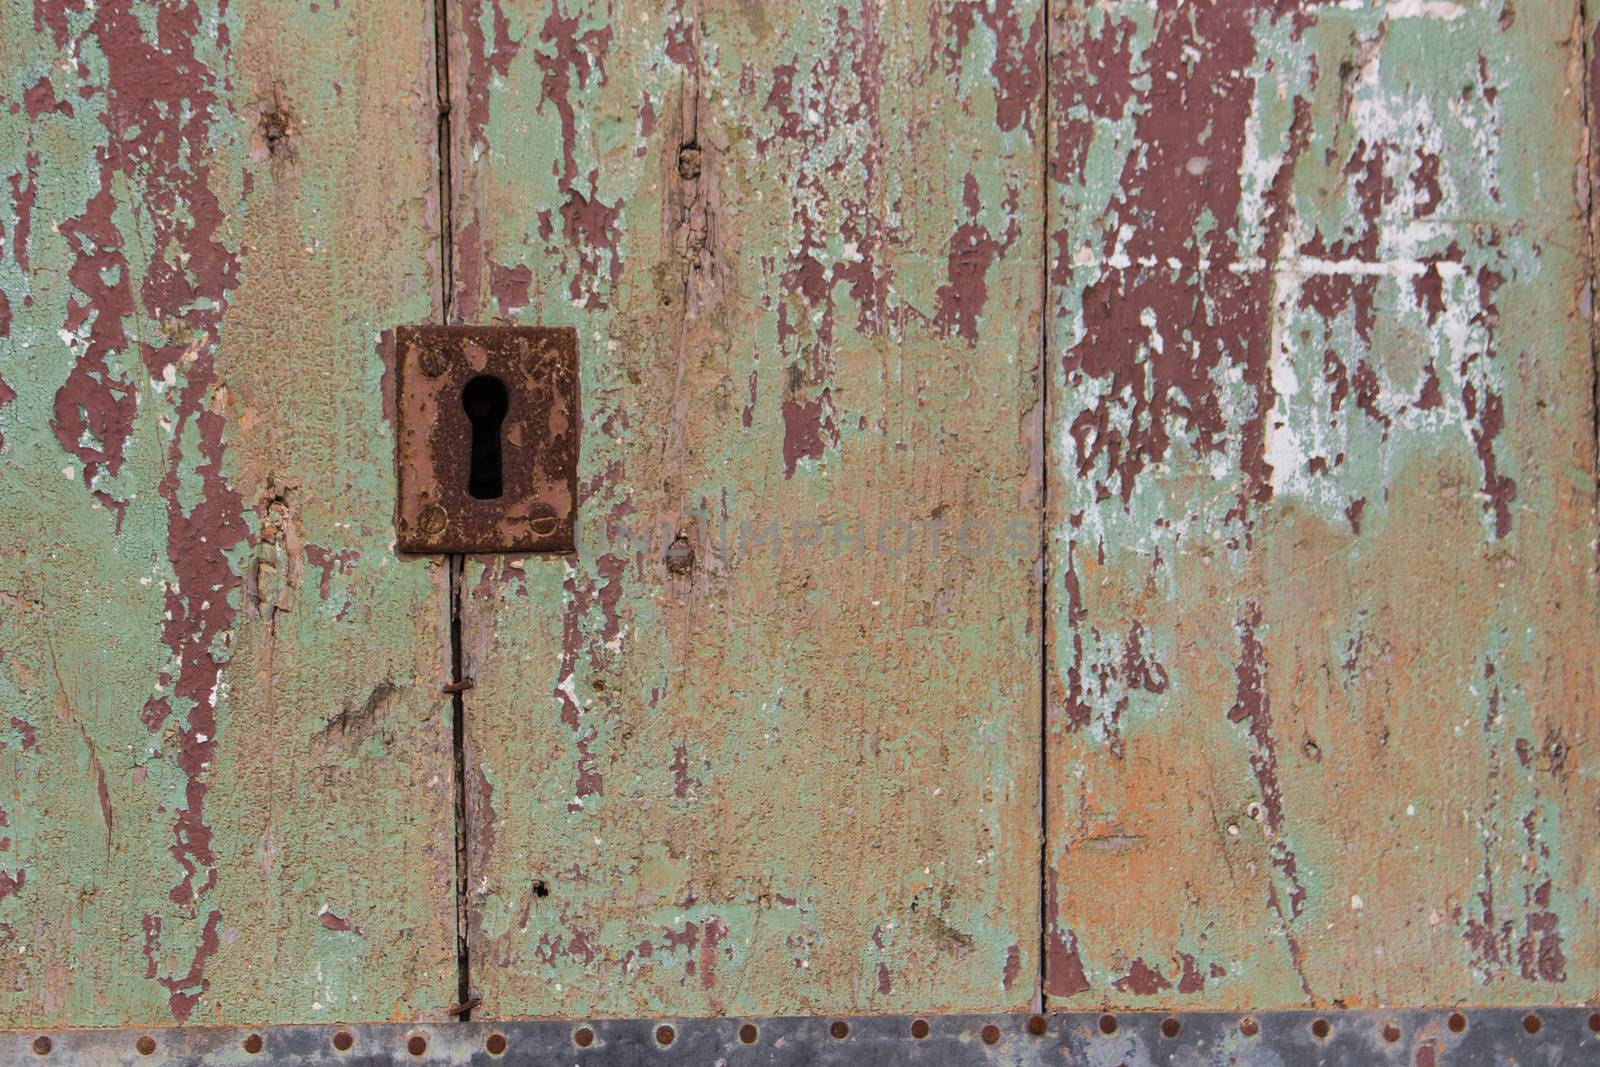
[394,325,578,553]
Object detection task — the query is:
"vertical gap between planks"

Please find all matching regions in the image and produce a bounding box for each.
[432,0,473,1021]
[448,556,471,1017]
[1036,0,1053,1016]
[433,0,455,324]
[1583,1,1600,524]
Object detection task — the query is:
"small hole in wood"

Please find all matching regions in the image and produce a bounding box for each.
[677,146,702,180]
[665,534,695,574]
[1098,1014,1117,1036]
[533,881,550,898]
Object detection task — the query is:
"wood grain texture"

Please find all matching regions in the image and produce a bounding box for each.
[0,0,456,1025]
[447,0,1046,1017]
[1045,0,1600,1009]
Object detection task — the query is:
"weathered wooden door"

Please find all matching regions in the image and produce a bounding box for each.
[441,0,1042,1019]
[0,0,1596,1051]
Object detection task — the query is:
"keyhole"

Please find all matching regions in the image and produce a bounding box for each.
[462,375,509,500]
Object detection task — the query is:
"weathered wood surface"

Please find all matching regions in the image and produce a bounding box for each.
[0,0,456,1026]
[1045,0,1600,1009]
[446,0,1046,1017]
[3,0,1598,1031]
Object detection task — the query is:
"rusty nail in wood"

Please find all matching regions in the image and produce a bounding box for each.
[442,679,475,694]
[446,996,480,1017]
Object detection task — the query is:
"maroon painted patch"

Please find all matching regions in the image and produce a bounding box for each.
[780,391,837,478]
[23,76,73,119]
[1112,957,1172,996]
[46,0,247,1023]
[933,174,1019,343]
[1044,871,1091,997]
[940,2,1043,134]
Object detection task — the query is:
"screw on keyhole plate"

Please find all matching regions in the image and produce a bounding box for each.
[419,346,450,378]
[418,504,448,536]
[462,375,509,500]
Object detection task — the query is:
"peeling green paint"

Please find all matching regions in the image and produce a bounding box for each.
[1046,0,1599,1009]
[448,0,1044,1017]
[0,0,454,1028]
[0,0,1594,1030]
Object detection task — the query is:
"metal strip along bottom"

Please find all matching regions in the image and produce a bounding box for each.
[5,1008,1597,1066]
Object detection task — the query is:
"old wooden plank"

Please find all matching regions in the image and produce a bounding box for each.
[447,0,1046,1016]
[1045,0,1600,1008]
[0,0,456,1025]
